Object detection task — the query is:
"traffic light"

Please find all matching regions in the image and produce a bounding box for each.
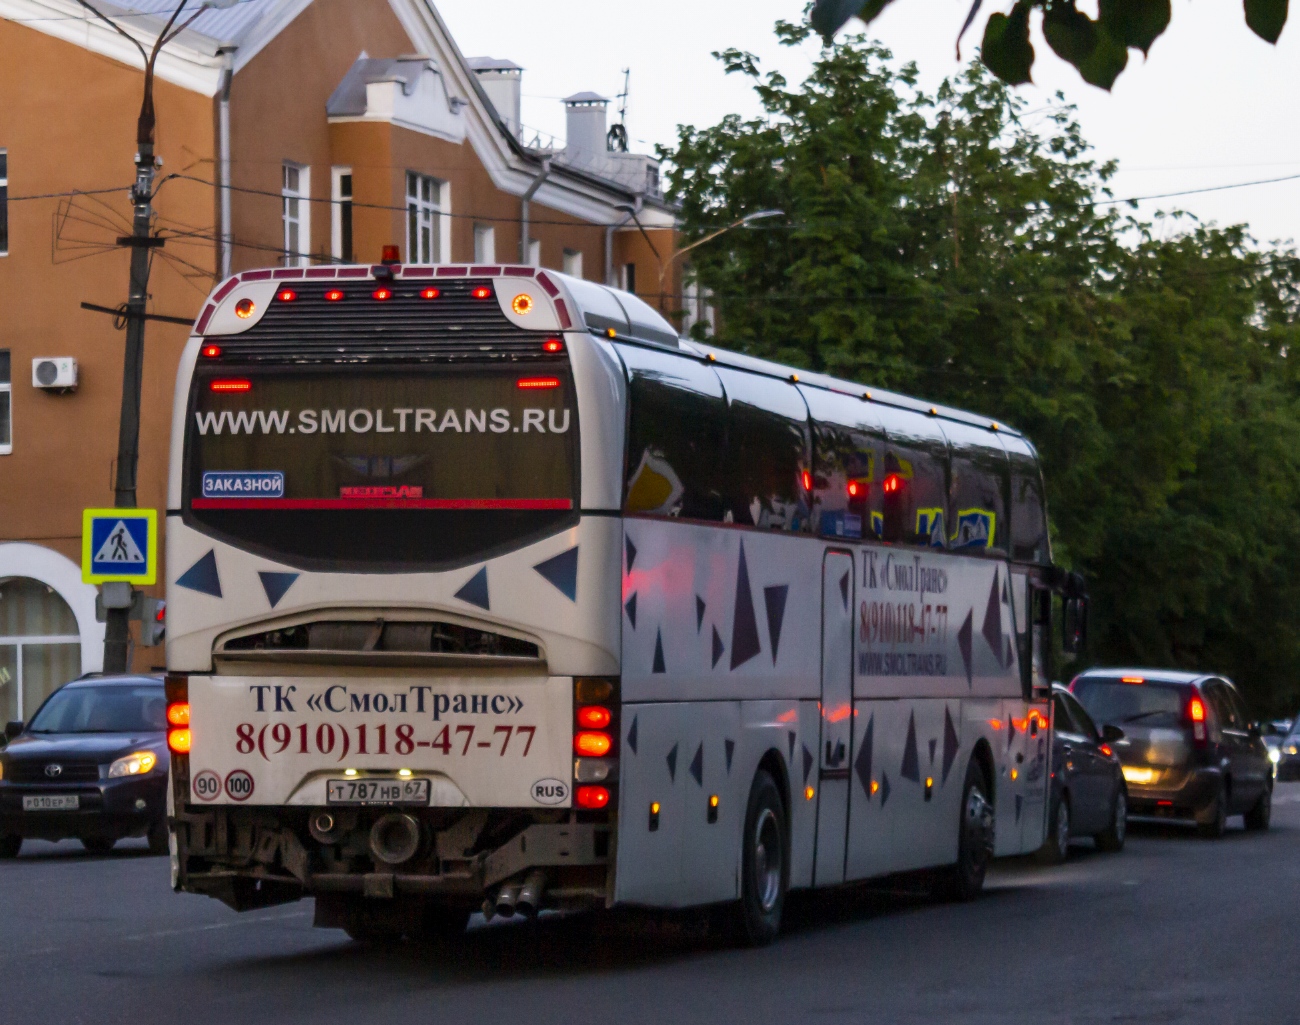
[138,597,166,647]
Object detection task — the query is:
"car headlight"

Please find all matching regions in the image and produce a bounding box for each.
[108,751,158,778]
[1270,747,1282,763]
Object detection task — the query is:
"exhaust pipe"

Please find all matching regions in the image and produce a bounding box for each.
[494,883,521,918]
[369,813,422,866]
[515,869,547,918]
[309,812,342,845]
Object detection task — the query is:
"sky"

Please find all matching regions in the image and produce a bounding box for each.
[435,0,1300,248]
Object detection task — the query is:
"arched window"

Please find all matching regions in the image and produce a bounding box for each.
[0,577,82,722]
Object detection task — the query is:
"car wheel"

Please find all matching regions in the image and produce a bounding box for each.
[1244,782,1272,832]
[728,769,788,946]
[1096,786,1127,853]
[82,837,116,855]
[147,818,170,856]
[934,759,995,901]
[0,834,21,859]
[1036,793,1070,865]
[1196,780,1228,839]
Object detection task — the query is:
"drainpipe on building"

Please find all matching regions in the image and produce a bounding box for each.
[519,158,551,265]
[605,198,639,287]
[217,50,234,279]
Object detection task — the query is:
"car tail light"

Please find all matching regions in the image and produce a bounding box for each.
[1188,695,1208,743]
[575,786,610,809]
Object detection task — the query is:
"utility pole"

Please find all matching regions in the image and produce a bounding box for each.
[74,0,221,673]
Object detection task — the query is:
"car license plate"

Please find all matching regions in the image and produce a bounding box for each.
[22,794,80,811]
[326,778,430,806]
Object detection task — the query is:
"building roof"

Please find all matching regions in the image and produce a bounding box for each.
[326,56,436,118]
[563,91,608,105]
[97,0,293,48]
[466,56,522,72]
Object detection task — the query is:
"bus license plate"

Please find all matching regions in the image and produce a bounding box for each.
[326,779,430,806]
[23,794,80,811]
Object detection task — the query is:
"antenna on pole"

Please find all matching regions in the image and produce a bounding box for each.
[606,68,630,153]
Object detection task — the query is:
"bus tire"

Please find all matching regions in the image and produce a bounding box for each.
[730,769,788,947]
[934,758,994,902]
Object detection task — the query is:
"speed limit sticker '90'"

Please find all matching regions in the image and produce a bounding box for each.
[224,769,255,801]
[192,769,221,802]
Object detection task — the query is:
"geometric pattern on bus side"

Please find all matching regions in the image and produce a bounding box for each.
[666,741,679,783]
[652,628,666,674]
[725,738,735,774]
[802,743,815,786]
[900,711,921,782]
[879,770,891,807]
[258,571,298,608]
[982,569,1003,664]
[533,545,578,601]
[695,595,706,632]
[854,713,875,798]
[763,584,788,664]
[624,592,638,629]
[627,714,639,755]
[957,609,974,687]
[942,705,960,783]
[711,625,725,668]
[730,540,762,670]
[928,737,937,766]
[624,534,637,573]
[689,742,703,786]
[454,566,490,610]
[176,550,222,598]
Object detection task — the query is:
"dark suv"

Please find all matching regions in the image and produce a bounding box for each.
[0,675,170,856]
[1070,669,1272,837]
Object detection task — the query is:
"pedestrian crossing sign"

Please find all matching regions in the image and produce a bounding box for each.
[82,508,157,585]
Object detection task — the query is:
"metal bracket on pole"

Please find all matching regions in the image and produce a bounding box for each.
[80,302,194,327]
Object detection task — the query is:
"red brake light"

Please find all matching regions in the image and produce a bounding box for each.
[883,474,902,494]
[420,287,441,300]
[209,379,251,393]
[276,288,297,302]
[166,701,190,727]
[801,470,813,492]
[1099,744,1113,758]
[1188,697,1206,723]
[471,286,492,300]
[847,480,862,498]
[517,376,560,390]
[542,339,564,353]
[200,344,221,358]
[574,732,612,757]
[234,297,255,319]
[577,706,612,730]
[372,288,393,301]
[575,785,610,809]
[324,289,344,302]
[167,728,192,754]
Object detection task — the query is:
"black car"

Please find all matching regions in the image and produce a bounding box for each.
[1037,684,1127,863]
[1276,720,1300,781]
[0,675,169,857]
[1070,669,1272,837]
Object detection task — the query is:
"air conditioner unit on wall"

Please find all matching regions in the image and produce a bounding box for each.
[32,357,78,391]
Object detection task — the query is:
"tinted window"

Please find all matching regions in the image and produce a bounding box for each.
[802,386,886,540]
[714,366,811,531]
[1204,681,1242,728]
[1072,678,1187,726]
[1001,433,1050,564]
[940,420,1009,553]
[1053,693,1079,735]
[619,344,728,521]
[875,406,949,546]
[1062,691,1099,739]
[28,685,166,734]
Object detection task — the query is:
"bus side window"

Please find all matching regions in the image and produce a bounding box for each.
[617,344,728,521]
[874,406,949,547]
[800,386,886,540]
[940,419,1009,554]
[1001,434,1050,564]
[713,366,812,532]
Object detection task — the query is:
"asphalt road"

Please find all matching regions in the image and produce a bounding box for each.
[4,785,1299,1025]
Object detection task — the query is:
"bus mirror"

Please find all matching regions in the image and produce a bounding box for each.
[1062,597,1087,654]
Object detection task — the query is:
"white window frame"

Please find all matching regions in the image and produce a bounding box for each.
[473,224,495,263]
[406,172,449,264]
[282,162,311,267]
[0,348,10,456]
[330,166,352,264]
[562,248,583,279]
[0,148,8,257]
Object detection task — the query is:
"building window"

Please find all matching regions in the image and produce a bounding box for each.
[0,349,10,455]
[622,262,637,295]
[0,149,8,256]
[527,239,541,268]
[473,224,495,263]
[331,167,352,263]
[0,577,81,721]
[282,163,310,267]
[406,172,445,263]
[562,248,583,278]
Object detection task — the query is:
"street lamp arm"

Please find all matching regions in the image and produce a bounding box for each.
[658,209,784,287]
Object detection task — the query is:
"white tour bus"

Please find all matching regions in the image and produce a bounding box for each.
[163,262,1081,943]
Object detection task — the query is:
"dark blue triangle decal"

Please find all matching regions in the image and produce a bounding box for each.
[533,546,578,601]
[802,744,814,785]
[624,593,637,629]
[787,731,796,760]
[695,595,706,632]
[711,625,725,668]
[982,571,1003,660]
[689,743,703,786]
[729,541,762,669]
[763,584,789,664]
[901,712,920,782]
[839,570,850,610]
[666,742,678,782]
[454,567,489,610]
[652,629,666,674]
[724,738,735,774]
[855,714,875,798]
[625,534,637,572]
[958,610,974,688]
[879,771,891,808]
[258,571,298,609]
[928,738,937,765]
[176,550,221,598]
[942,706,960,783]
[627,715,639,755]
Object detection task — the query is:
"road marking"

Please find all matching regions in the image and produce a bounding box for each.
[119,910,309,943]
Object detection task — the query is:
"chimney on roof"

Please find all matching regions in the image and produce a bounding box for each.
[563,92,609,165]
[468,57,523,138]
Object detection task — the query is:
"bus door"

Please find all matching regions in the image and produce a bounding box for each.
[1012,570,1052,853]
[814,550,855,886]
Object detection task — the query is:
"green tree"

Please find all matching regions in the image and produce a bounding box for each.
[664,30,1300,713]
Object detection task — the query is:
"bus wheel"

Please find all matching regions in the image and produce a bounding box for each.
[730,769,788,946]
[934,759,994,901]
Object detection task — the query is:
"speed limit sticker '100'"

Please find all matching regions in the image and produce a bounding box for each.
[224,769,255,801]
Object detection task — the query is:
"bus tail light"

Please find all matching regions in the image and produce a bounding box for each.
[517,376,560,390]
[420,287,441,300]
[573,678,618,808]
[576,786,610,810]
[209,379,251,393]
[167,729,192,754]
[200,344,221,358]
[276,288,297,302]
[234,298,255,318]
[372,288,393,301]
[574,732,612,758]
[512,293,535,315]
[577,705,612,729]
[471,286,493,300]
[166,702,190,727]
[325,288,344,302]
[542,339,564,353]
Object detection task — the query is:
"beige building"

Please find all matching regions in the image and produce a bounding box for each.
[0,0,680,720]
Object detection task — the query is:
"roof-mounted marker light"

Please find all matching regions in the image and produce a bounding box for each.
[1121,676,1145,684]
[234,298,255,319]
[325,289,344,302]
[517,376,561,390]
[381,245,401,264]
[420,287,440,300]
[372,288,392,301]
[512,293,534,315]
[606,328,616,339]
[200,344,221,358]
[542,339,564,353]
[276,288,297,302]
[209,379,252,393]
[471,286,492,300]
